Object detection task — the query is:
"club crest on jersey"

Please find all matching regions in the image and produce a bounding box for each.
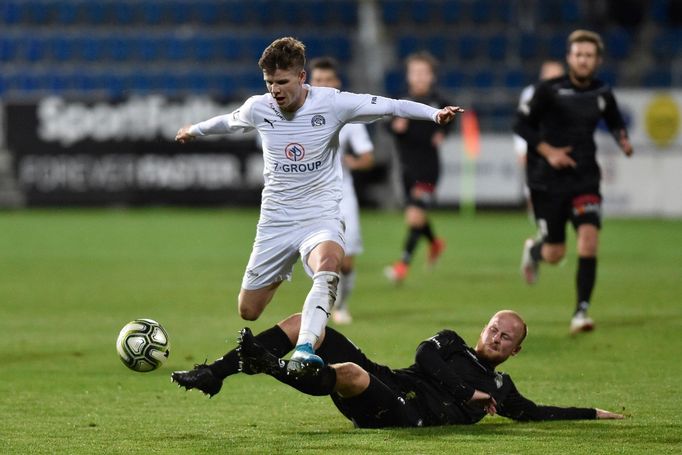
[311,114,326,127]
[284,143,305,161]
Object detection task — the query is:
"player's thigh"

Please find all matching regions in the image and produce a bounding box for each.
[238,282,282,320]
[330,374,418,428]
[300,219,346,276]
[570,193,602,252]
[530,189,570,244]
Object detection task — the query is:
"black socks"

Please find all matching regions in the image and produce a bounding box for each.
[576,256,597,314]
[208,325,293,380]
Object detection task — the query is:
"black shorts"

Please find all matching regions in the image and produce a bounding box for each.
[317,328,422,428]
[530,189,602,244]
[402,175,438,209]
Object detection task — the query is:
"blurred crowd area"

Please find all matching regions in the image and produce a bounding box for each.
[0,0,680,132]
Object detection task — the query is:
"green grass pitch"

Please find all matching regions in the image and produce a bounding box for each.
[1,209,681,454]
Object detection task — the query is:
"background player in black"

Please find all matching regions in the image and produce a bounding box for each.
[172,311,624,428]
[385,52,453,284]
[514,30,633,335]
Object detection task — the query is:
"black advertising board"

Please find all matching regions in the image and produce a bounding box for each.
[5,96,264,206]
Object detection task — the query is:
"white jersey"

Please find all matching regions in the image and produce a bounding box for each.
[189,85,439,225]
[338,123,373,193]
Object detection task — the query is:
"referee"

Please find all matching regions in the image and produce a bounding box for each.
[513,30,633,334]
[233,311,623,428]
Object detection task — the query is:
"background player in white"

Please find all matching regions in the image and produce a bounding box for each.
[309,57,374,325]
[175,37,463,374]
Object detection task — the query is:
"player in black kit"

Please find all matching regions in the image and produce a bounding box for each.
[172,311,623,428]
[385,52,454,284]
[513,30,633,335]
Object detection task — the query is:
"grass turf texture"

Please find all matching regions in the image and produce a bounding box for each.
[1,209,681,454]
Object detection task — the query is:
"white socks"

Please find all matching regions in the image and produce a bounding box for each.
[335,270,356,311]
[297,271,339,348]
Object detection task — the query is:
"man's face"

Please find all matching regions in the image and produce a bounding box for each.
[475,314,524,365]
[264,67,306,112]
[310,68,341,90]
[406,60,435,97]
[566,41,601,83]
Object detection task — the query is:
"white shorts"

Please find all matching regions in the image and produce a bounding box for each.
[241,218,346,290]
[340,184,363,256]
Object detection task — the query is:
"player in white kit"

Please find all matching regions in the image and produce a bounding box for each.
[310,57,374,325]
[175,37,463,374]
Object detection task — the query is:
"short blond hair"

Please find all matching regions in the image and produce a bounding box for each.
[567,29,604,56]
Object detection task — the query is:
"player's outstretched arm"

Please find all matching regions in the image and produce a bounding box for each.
[617,130,634,157]
[595,408,625,419]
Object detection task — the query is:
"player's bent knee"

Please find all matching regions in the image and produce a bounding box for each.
[277,313,302,344]
[543,245,566,264]
[333,363,370,398]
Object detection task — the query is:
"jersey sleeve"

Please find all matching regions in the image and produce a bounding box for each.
[189,96,257,136]
[414,330,476,404]
[334,91,439,124]
[346,124,374,155]
[513,81,552,152]
[497,376,597,421]
[601,89,628,143]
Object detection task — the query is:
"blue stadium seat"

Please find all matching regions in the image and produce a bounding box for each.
[441,0,463,24]
[384,69,404,96]
[443,69,467,90]
[111,2,134,25]
[163,36,191,61]
[207,72,236,98]
[604,28,632,60]
[182,72,208,93]
[410,0,433,24]
[332,0,358,26]
[487,33,507,60]
[25,0,50,24]
[457,35,479,60]
[518,33,538,60]
[83,2,108,25]
[24,36,49,62]
[137,36,162,61]
[471,0,492,23]
[642,68,672,87]
[650,0,668,24]
[504,69,526,89]
[1,1,20,25]
[141,3,162,25]
[472,69,496,88]
[382,0,403,25]
[218,35,242,61]
[44,72,72,93]
[0,36,18,62]
[547,32,566,59]
[194,36,217,62]
[50,35,75,61]
[107,36,133,62]
[598,67,618,86]
[426,36,446,60]
[56,2,77,24]
[397,35,419,59]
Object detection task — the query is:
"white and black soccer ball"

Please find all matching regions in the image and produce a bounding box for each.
[116,319,170,372]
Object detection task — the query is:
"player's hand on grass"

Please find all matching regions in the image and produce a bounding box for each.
[538,142,576,169]
[175,125,196,143]
[618,130,633,157]
[595,408,625,420]
[435,106,465,125]
[468,390,497,416]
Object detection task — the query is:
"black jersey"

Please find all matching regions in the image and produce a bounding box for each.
[513,75,627,193]
[389,330,595,426]
[389,91,452,182]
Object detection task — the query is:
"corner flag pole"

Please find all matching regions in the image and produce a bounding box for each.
[460,109,480,217]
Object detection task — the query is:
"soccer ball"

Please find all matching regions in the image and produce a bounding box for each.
[116,319,170,372]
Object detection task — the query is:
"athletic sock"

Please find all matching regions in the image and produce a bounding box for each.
[530,240,544,262]
[296,271,340,348]
[335,270,356,311]
[576,256,597,314]
[422,221,435,243]
[208,325,293,380]
[401,226,422,264]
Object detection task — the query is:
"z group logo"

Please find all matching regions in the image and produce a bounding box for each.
[311,114,326,127]
[284,143,305,161]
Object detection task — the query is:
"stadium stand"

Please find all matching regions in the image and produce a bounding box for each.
[0,0,677,131]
